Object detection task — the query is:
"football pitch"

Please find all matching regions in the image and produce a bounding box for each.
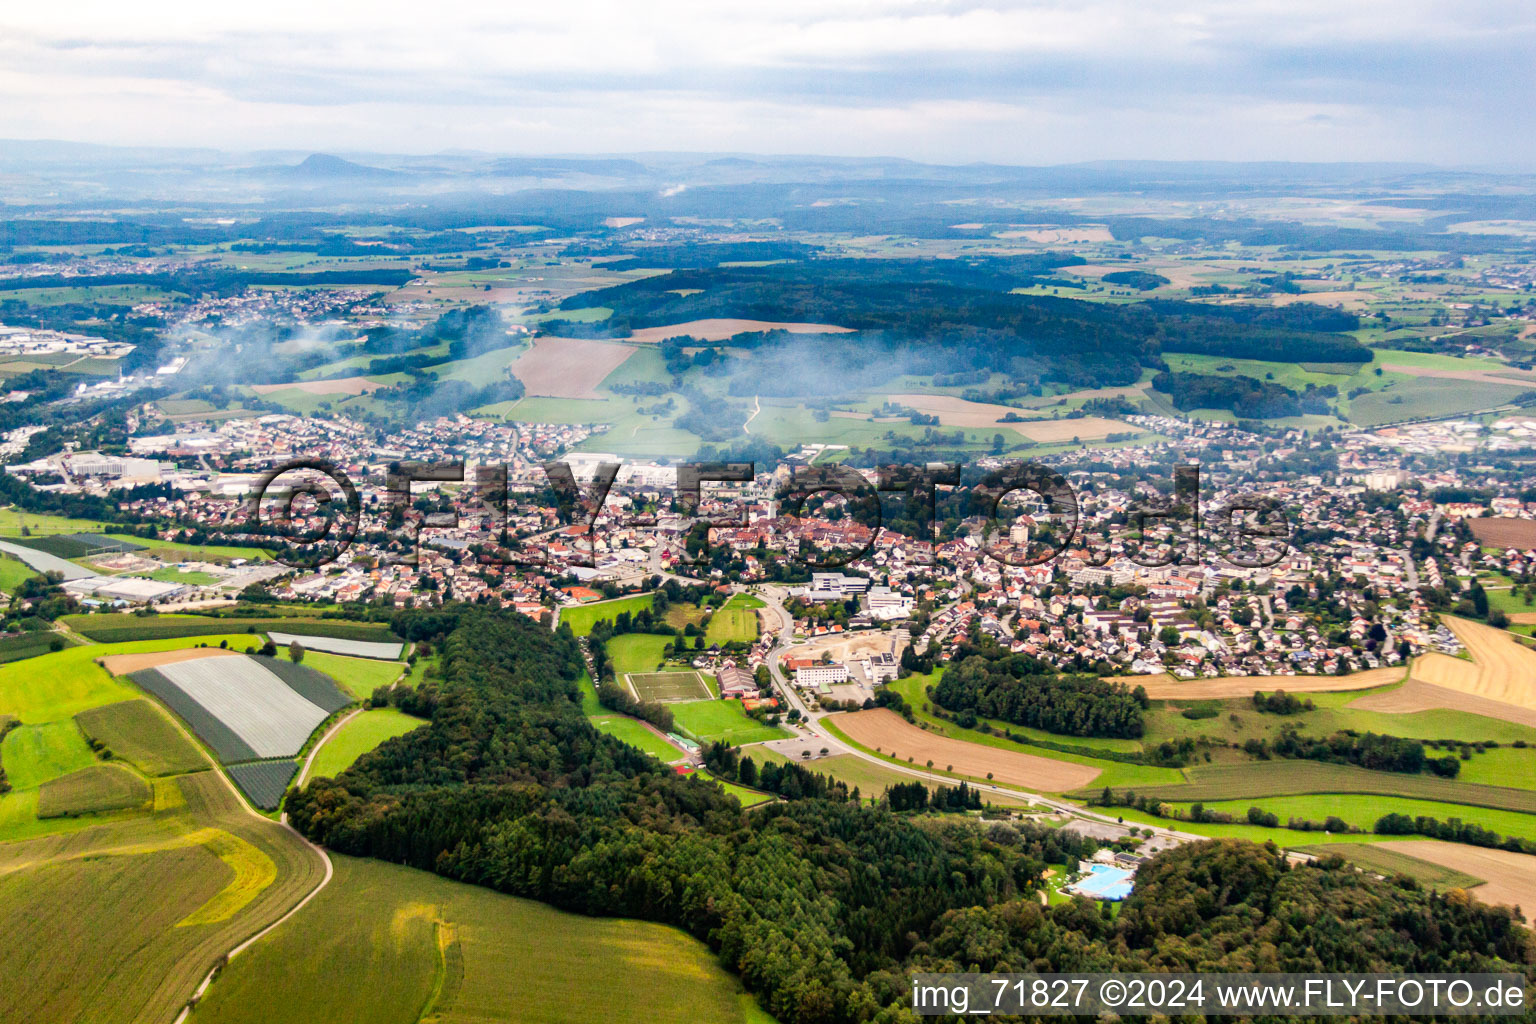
[626,670,711,703]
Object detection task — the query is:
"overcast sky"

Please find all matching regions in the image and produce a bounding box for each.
[2,0,1532,165]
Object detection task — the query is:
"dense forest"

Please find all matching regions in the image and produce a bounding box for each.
[1151,370,1338,418]
[931,652,1149,738]
[551,260,1368,391]
[287,606,1533,1023]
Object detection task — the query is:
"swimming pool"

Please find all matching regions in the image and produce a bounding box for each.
[1068,864,1135,901]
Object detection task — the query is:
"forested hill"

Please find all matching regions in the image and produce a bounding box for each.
[549,260,1369,390]
[287,607,1535,1024]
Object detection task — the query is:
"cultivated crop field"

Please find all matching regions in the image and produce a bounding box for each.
[0,771,325,1024]
[830,709,1101,791]
[188,854,772,1024]
[298,651,404,700]
[1470,517,1536,549]
[74,699,210,776]
[130,656,338,762]
[225,760,300,810]
[266,631,404,660]
[1347,677,1536,728]
[508,336,636,398]
[65,614,398,644]
[1294,842,1485,890]
[627,669,711,703]
[1168,794,1536,843]
[36,764,151,818]
[1374,840,1536,921]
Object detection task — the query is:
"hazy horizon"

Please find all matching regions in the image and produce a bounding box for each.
[3,1,1532,166]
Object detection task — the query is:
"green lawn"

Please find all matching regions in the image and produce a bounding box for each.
[307,709,425,781]
[699,770,775,808]
[607,633,677,676]
[705,596,760,645]
[670,700,790,745]
[299,651,405,701]
[558,594,655,636]
[590,714,685,761]
[187,854,773,1024]
[0,554,40,592]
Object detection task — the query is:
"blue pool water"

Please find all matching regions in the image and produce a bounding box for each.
[1071,864,1134,901]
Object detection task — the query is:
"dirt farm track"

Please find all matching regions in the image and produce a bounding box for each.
[98,647,239,676]
[829,708,1100,792]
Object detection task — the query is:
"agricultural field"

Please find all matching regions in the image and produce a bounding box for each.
[1116,664,1405,700]
[1294,842,1486,890]
[626,669,712,703]
[1,721,97,790]
[557,594,654,636]
[1166,794,1536,843]
[36,764,151,818]
[188,854,774,1024]
[128,655,347,762]
[1373,841,1536,922]
[266,631,405,660]
[828,709,1102,791]
[670,699,789,745]
[74,699,209,776]
[0,553,40,592]
[590,714,687,761]
[0,771,326,1024]
[306,708,425,780]
[751,747,1035,807]
[296,651,405,700]
[62,613,397,644]
[1077,761,1536,815]
[224,760,300,810]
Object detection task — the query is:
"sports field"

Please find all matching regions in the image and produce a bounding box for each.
[671,700,790,745]
[606,632,675,676]
[627,669,711,703]
[705,596,760,645]
[187,854,773,1024]
[307,708,425,780]
[590,714,687,761]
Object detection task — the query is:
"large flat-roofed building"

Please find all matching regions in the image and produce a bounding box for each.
[795,663,848,687]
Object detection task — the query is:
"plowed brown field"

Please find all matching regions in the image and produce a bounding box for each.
[828,709,1099,791]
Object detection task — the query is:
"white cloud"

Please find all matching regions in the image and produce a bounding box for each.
[0,0,1531,163]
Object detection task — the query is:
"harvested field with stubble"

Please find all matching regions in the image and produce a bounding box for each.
[250,376,382,396]
[1110,664,1405,700]
[1470,517,1536,549]
[98,646,238,676]
[1348,677,1536,728]
[829,708,1100,791]
[1416,616,1536,711]
[1375,841,1536,923]
[510,336,635,398]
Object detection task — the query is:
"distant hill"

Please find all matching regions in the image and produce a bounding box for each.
[261,153,403,181]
